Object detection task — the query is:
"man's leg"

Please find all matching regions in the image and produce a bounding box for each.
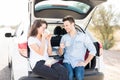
[74,66,84,80]
[63,63,74,80]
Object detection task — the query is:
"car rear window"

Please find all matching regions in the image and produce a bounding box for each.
[34,0,91,19]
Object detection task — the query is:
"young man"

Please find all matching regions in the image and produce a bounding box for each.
[58,15,96,80]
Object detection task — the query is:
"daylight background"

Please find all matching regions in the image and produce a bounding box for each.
[0,0,28,26]
[0,0,120,80]
[0,0,120,26]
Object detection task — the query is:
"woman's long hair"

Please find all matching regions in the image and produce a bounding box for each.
[28,19,47,37]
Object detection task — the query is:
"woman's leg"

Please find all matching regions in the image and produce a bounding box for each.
[74,66,84,80]
[63,63,74,80]
[51,63,69,80]
[33,60,59,80]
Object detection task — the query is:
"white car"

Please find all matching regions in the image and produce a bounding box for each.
[5,0,106,80]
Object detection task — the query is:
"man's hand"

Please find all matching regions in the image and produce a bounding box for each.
[60,43,65,49]
[76,61,87,67]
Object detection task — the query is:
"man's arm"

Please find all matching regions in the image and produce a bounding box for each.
[83,34,96,66]
[84,54,94,66]
[77,54,94,67]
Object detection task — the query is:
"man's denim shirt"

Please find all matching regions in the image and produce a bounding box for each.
[60,32,96,68]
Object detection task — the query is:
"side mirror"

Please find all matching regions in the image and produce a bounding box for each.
[5,33,13,37]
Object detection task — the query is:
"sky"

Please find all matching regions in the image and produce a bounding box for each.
[0,0,28,26]
[0,0,119,26]
[106,0,120,13]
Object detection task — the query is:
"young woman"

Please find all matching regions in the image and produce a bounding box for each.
[28,19,68,80]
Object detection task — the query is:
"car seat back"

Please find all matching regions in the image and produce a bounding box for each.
[51,26,66,47]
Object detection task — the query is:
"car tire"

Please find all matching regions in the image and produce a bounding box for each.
[8,60,12,68]
[10,62,14,80]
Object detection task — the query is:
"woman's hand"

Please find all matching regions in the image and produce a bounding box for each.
[46,34,52,41]
[44,58,57,67]
[42,29,52,41]
[42,32,48,39]
[44,60,52,67]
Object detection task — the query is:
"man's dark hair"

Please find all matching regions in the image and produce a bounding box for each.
[62,15,75,23]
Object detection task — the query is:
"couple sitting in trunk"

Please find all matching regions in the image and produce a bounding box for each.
[28,15,96,80]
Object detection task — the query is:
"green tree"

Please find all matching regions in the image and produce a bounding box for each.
[91,4,115,49]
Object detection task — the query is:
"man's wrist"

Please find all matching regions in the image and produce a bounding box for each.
[84,61,88,67]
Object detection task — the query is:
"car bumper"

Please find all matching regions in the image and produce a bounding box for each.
[84,69,104,80]
[19,69,104,80]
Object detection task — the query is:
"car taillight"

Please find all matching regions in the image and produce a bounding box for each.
[18,42,28,58]
[99,43,103,56]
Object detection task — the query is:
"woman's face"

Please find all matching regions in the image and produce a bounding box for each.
[37,23,47,34]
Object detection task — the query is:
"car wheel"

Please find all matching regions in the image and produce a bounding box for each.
[10,62,14,80]
[8,62,11,68]
[8,53,12,68]
[8,60,12,68]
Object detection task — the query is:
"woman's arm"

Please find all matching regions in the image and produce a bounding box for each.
[29,36,46,56]
[47,40,52,56]
[58,43,65,56]
[46,34,52,56]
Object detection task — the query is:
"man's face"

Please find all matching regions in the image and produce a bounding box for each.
[63,20,74,33]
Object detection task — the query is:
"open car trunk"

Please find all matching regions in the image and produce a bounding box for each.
[29,0,107,26]
[34,0,107,9]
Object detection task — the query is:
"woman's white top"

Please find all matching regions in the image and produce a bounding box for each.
[28,36,49,68]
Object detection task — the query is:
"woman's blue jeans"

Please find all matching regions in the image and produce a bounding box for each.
[63,63,84,80]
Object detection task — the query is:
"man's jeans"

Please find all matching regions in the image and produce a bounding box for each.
[63,63,84,80]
